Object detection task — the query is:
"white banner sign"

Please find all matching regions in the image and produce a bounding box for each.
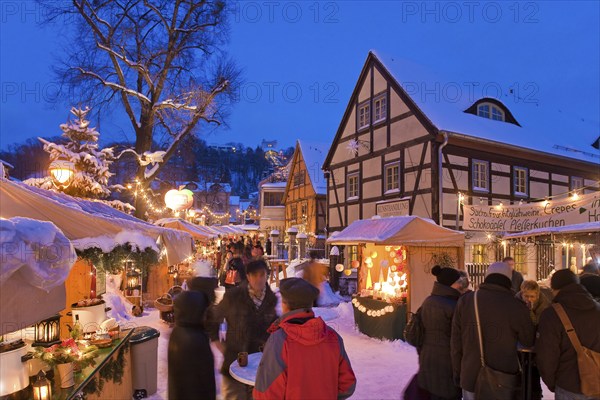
[376,199,410,218]
[463,192,600,232]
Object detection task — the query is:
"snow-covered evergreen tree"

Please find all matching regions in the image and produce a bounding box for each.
[25,107,125,203]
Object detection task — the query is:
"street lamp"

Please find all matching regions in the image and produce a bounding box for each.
[48,158,75,189]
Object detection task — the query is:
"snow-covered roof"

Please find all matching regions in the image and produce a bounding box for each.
[327,215,464,247]
[297,141,328,195]
[504,221,600,239]
[262,182,288,189]
[370,50,599,164]
[229,196,240,206]
[0,159,14,169]
[0,179,193,265]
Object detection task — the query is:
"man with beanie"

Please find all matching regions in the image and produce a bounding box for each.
[209,259,277,399]
[253,278,356,399]
[451,261,535,399]
[417,266,463,400]
[536,269,600,399]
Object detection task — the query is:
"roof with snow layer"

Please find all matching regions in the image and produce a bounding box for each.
[297,140,328,195]
[360,51,599,165]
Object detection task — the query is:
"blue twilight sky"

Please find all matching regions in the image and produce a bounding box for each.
[1,1,599,151]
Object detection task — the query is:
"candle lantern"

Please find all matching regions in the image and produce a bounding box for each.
[32,370,52,400]
[167,265,178,275]
[32,314,61,347]
[126,261,141,296]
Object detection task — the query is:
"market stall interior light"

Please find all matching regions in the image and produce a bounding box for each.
[48,158,75,189]
[32,371,51,400]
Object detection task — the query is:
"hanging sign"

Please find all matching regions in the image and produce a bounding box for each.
[463,192,600,232]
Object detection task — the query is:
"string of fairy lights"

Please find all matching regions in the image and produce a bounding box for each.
[456,181,599,209]
[125,179,259,223]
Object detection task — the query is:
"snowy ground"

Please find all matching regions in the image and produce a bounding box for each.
[105,278,553,399]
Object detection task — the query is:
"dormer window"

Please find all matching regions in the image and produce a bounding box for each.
[464,98,520,126]
[477,103,505,121]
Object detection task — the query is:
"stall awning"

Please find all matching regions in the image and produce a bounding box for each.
[0,217,76,335]
[503,221,600,239]
[0,179,193,265]
[327,216,465,247]
[155,218,216,240]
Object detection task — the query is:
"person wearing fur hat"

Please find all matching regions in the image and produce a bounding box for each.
[451,261,535,399]
[415,266,463,400]
[253,278,356,400]
[536,269,600,399]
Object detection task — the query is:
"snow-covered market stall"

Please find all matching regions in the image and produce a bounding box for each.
[0,178,193,399]
[328,216,465,340]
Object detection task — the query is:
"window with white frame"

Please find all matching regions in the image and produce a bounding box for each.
[477,103,505,121]
[347,173,359,200]
[358,101,370,130]
[472,160,489,192]
[514,167,528,196]
[373,94,387,123]
[570,176,584,191]
[385,162,400,192]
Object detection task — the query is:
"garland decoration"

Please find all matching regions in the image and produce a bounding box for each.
[351,298,396,317]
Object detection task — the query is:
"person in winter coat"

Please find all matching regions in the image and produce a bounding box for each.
[516,280,552,400]
[451,261,535,399]
[223,242,246,290]
[209,259,278,400]
[516,280,552,326]
[504,256,524,293]
[168,289,216,400]
[417,266,463,400]
[536,269,600,399]
[253,278,356,399]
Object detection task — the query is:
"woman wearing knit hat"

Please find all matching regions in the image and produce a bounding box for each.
[409,265,463,400]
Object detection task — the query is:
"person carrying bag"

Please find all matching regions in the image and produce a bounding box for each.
[473,290,520,399]
[552,303,600,398]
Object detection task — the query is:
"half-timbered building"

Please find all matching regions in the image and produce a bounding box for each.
[284,141,328,237]
[323,51,599,280]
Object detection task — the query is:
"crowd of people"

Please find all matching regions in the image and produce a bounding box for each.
[167,232,599,400]
[412,259,600,400]
[168,235,356,400]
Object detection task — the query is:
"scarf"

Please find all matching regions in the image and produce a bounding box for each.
[248,286,266,309]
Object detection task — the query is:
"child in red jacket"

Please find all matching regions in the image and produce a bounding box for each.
[253,278,356,399]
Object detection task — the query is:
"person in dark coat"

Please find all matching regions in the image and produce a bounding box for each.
[580,273,600,301]
[504,256,524,293]
[417,265,462,400]
[451,261,535,399]
[536,269,600,399]
[168,290,216,400]
[209,259,278,400]
[223,242,246,290]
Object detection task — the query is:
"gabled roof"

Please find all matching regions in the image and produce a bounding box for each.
[325,51,599,168]
[288,140,328,196]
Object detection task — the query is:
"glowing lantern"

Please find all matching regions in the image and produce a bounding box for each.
[389,251,396,258]
[335,264,344,272]
[165,189,194,211]
[49,158,75,189]
[351,260,360,268]
[390,265,397,272]
[32,371,51,400]
[344,269,352,276]
[33,314,61,347]
[370,251,378,259]
[365,257,372,265]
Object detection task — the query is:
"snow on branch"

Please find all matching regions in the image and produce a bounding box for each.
[74,67,151,104]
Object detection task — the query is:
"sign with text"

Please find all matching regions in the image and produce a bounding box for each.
[376,199,410,218]
[463,192,600,232]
